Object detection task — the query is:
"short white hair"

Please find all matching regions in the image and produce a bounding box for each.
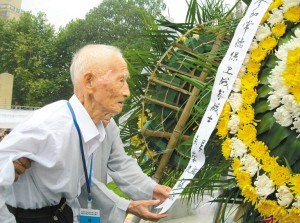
[70,44,122,86]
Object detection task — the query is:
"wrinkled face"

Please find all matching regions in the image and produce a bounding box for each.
[92,54,130,121]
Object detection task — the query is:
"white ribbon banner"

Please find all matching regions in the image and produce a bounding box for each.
[157,0,272,214]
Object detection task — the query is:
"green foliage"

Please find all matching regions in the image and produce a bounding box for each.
[121,1,241,200]
[0,0,166,107]
[0,12,60,106]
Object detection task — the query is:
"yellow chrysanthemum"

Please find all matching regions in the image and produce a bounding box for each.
[246,60,261,75]
[287,47,300,66]
[284,6,300,23]
[241,72,259,90]
[251,47,268,62]
[260,36,277,52]
[237,124,257,146]
[223,102,231,114]
[268,0,282,11]
[290,174,300,196]
[131,135,142,147]
[232,158,241,175]
[217,102,231,137]
[238,105,255,125]
[249,141,268,161]
[241,88,258,105]
[221,137,231,160]
[137,113,147,129]
[235,171,252,188]
[260,11,270,24]
[283,207,300,223]
[261,155,279,173]
[272,205,288,222]
[269,165,292,186]
[282,63,300,102]
[242,185,258,205]
[256,199,278,217]
[271,22,287,38]
[216,117,229,138]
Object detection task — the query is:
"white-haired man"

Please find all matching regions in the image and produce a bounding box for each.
[0,44,170,223]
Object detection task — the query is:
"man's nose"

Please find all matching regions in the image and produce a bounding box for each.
[123,82,130,98]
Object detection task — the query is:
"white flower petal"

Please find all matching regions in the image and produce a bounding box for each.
[274,106,293,127]
[267,9,283,26]
[276,186,294,207]
[240,154,259,177]
[255,24,272,41]
[230,137,247,158]
[228,114,240,134]
[228,93,242,113]
[254,174,275,198]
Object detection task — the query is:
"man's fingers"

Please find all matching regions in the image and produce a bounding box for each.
[14,161,26,174]
[143,210,168,221]
[146,199,161,206]
[18,157,31,169]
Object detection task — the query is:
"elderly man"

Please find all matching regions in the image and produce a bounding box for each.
[0,44,170,223]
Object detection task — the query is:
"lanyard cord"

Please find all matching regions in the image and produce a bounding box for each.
[67,101,92,200]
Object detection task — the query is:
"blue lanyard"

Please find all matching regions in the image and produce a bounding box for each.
[67,101,93,201]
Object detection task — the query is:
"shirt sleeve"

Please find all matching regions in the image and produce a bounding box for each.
[0,128,37,223]
[106,123,157,201]
[0,159,16,223]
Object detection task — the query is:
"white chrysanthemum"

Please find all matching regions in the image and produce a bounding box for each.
[276,38,300,61]
[276,186,294,207]
[268,93,282,109]
[230,137,247,158]
[268,73,289,97]
[274,106,293,127]
[228,93,242,113]
[269,28,300,135]
[255,24,272,41]
[282,0,300,12]
[268,8,283,26]
[232,78,242,92]
[228,114,240,134]
[254,174,275,198]
[240,154,259,177]
[282,94,296,112]
[292,196,300,208]
[270,61,286,77]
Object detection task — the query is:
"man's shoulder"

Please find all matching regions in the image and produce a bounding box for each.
[19,100,70,130]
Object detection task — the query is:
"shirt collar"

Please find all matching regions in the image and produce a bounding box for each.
[69,95,106,143]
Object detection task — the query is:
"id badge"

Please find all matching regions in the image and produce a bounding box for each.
[80,208,100,223]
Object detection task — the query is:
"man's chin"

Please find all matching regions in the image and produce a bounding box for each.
[102,119,111,127]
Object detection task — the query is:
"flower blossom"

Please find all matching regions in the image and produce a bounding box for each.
[240,154,259,177]
[274,106,293,127]
[276,186,294,207]
[254,174,275,198]
[267,8,283,26]
[230,137,247,158]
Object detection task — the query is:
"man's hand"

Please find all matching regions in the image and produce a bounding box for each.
[127,200,168,221]
[153,184,171,202]
[13,157,31,181]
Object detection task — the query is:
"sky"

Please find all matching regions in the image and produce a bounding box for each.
[21,0,189,30]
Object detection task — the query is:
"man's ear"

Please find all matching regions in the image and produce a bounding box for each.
[83,72,95,93]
